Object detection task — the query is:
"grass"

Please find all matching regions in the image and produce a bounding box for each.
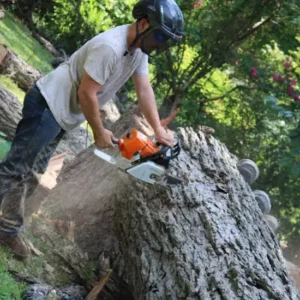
[0,76,25,103]
[0,217,93,298]
[0,249,27,299]
[0,12,53,74]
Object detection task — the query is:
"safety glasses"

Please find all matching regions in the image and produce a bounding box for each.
[153,31,169,43]
[141,28,178,56]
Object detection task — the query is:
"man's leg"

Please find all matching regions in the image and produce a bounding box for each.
[0,85,64,259]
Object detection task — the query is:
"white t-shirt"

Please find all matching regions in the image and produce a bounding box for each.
[37,25,148,131]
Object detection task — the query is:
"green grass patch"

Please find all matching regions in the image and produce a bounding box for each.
[0,76,25,103]
[0,13,53,74]
[0,249,27,299]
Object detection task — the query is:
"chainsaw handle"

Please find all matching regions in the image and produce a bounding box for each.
[160,142,181,160]
[116,139,125,151]
[134,141,181,168]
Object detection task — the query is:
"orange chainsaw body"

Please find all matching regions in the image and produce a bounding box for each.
[118,129,159,160]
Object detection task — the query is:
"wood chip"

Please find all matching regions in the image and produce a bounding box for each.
[27,241,44,257]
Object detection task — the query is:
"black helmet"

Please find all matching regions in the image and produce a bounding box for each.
[124,0,184,57]
[133,0,184,43]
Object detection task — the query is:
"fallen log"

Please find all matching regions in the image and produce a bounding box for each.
[0,85,22,140]
[0,44,43,90]
[0,11,5,20]
[31,33,61,58]
[43,105,299,299]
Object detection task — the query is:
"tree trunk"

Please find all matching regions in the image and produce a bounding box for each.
[43,106,299,299]
[0,44,42,90]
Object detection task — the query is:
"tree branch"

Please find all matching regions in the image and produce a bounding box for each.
[196,85,256,103]
[165,49,177,91]
[237,14,274,42]
[182,64,213,93]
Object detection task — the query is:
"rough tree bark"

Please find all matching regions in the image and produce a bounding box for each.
[0,44,43,90]
[115,127,299,300]
[43,105,299,300]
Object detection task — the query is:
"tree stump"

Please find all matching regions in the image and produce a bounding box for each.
[115,127,298,299]
[43,106,299,299]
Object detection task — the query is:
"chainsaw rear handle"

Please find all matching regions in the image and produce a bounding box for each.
[133,140,181,168]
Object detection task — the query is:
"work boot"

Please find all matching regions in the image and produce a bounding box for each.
[0,234,30,261]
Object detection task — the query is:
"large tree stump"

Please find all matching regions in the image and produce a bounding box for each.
[43,106,299,299]
[115,127,298,299]
[0,44,43,90]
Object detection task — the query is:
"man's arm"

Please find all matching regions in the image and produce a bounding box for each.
[78,72,115,148]
[132,74,173,147]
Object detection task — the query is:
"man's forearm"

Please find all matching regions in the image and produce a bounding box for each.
[78,92,105,138]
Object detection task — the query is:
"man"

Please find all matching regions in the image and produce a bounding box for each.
[0,0,184,260]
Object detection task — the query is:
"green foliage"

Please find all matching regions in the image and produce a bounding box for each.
[0,13,53,73]
[2,0,55,23]
[35,0,135,53]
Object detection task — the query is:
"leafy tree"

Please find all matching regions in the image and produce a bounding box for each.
[35,0,135,53]
[1,0,54,29]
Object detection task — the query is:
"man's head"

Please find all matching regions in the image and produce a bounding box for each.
[127,0,184,57]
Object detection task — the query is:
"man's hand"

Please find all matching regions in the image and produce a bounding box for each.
[154,126,174,147]
[155,109,179,147]
[94,129,117,149]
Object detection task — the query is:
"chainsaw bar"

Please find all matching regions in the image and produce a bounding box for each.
[94,149,183,187]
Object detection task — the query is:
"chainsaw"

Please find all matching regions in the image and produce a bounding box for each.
[94,129,182,186]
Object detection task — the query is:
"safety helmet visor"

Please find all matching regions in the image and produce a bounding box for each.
[141,27,179,56]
